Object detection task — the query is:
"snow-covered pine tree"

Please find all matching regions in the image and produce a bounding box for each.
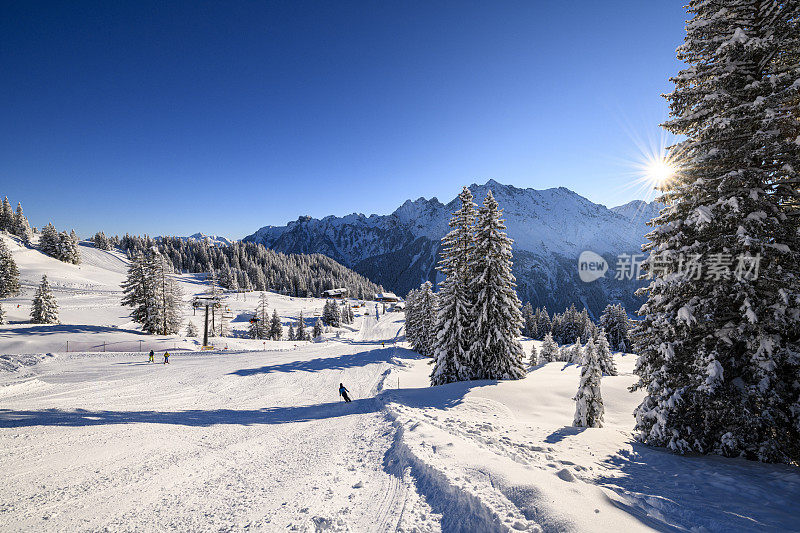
[296,311,308,340]
[535,307,551,340]
[431,187,477,385]
[570,337,583,365]
[250,292,269,339]
[322,300,341,327]
[287,323,296,341]
[13,203,32,242]
[347,304,354,324]
[39,223,59,258]
[529,342,538,366]
[599,303,630,352]
[404,288,420,349]
[539,332,559,363]
[269,309,283,340]
[467,191,525,380]
[149,252,182,335]
[121,253,155,332]
[0,239,21,297]
[0,198,12,232]
[574,337,604,428]
[313,318,323,340]
[411,281,437,356]
[632,1,800,463]
[186,321,199,337]
[596,329,617,376]
[0,301,5,324]
[31,274,59,324]
[522,302,536,338]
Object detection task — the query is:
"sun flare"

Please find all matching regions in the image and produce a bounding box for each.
[644,157,676,189]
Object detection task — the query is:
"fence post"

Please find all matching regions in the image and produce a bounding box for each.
[103,342,105,352]
[66,340,69,352]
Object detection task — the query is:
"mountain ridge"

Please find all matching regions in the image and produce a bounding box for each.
[242,181,660,317]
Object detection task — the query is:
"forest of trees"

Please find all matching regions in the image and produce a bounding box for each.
[114,234,382,300]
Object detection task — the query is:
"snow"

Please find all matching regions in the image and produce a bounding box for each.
[1,237,798,531]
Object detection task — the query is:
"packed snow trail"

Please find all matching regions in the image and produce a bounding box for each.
[0,315,439,532]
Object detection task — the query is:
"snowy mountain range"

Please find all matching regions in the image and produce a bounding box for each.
[243,180,662,317]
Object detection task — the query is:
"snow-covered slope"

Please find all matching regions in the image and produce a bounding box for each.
[244,181,661,316]
[2,311,796,531]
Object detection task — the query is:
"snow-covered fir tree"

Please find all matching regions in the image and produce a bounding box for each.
[313,318,323,340]
[535,306,551,340]
[92,231,113,251]
[121,250,182,335]
[632,1,800,463]
[322,300,341,327]
[0,239,21,298]
[599,303,631,352]
[296,311,308,341]
[13,203,32,242]
[287,323,296,341]
[31,274,59,324]
[596,329,617,376]
[269,309,283,340]
[0,301,5,324]
[468,190,525,380]
[249,292,270,339]
[431,187,477,385]
[407,281,437,356]
[39,223,59,258]
[574,337,604,428]
[521,302,536,338]
[0,198,12,232]
[539,332,559,363]
[529,342,538,366]
[570,337,583,365]
[185,321,199,337]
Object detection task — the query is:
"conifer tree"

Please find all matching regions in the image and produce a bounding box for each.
[39,223,59,258]
[296,311,308,341]
[574,337,604,428]
[468,191,525,380]
[269,309,283,340]
[313,318,323,339]
[0,198,12,231]
[0,301,5,325]
[13,203,32,242]
[250,292,269,339]
[529,342,538,366]
[599,304,630,352]
[596,330,617,376]
[570,337,583,365]
[431,187,477,385]
[31,274,59,324]
[522,302,536,338]
[633,1,800,463]
[0,239,21,297]
[539,332,559,363]
[287,323,296,341]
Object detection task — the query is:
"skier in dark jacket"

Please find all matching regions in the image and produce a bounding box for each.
[339,383,352,403]
[148,350,155,363]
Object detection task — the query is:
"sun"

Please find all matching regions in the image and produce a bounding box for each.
[644,157,676,189]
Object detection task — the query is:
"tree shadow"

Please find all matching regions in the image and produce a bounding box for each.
[229,347,426,377]
[0,399,378,429]
[594,441,800,532]
[543,425,586,444]
[0,324,148,337]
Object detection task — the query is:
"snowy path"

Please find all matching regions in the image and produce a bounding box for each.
[0,315,437,531]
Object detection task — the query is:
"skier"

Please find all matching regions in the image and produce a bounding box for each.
[163,351,170,364]
[339,383,352,403]
[148,350,155,363]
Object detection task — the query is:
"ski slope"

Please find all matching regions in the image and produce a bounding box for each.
[1,237,799,531]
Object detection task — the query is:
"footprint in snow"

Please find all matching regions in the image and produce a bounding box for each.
[556,468,577,482]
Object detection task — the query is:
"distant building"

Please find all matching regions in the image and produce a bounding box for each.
[375,292,400,303]
[322,288,348,299]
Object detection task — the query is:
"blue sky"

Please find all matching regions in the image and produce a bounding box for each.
[1,1,686,238]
